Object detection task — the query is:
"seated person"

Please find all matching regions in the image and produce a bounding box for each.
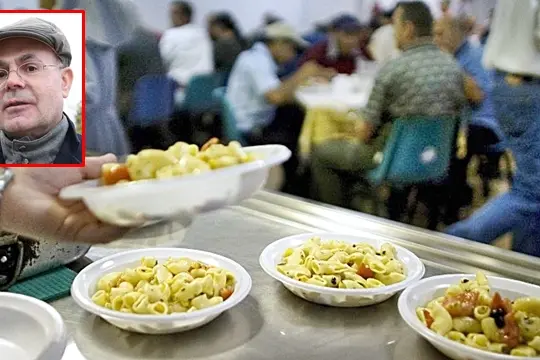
[207,12,245,74]
[0,18,81,164]
[434,16,505,220]
[299,14,364,75]
[311,1,466,208]
[226,22,334,189]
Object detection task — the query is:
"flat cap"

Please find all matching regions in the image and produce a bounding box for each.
[0,17,71,66]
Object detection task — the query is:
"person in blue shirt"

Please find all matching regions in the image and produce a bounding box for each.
[226,22,335,194]
[442,0,540,258]
[434,16,506,222]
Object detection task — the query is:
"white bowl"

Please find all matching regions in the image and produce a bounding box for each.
[259,232,425,307]
[71,248,252,334]
[59,145,291,227]
[0,292,67,360]
[398,274,540,360]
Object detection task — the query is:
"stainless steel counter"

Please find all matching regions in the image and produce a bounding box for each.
[52,191,540,360]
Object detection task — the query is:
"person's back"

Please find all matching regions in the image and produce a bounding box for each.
[226,43,278,133]
[117,28,166,121]
[363,42,464,126]
[160,23,214,87]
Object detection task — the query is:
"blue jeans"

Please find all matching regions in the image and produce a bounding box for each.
[445,72,540,257]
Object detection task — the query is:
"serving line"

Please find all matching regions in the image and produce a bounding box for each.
[241,191,540,285]
[51,199,536,360]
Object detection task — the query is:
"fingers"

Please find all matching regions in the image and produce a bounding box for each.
[82,153,118,179]
[59,208,130,244]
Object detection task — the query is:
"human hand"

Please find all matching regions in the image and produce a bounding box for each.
[0,154,131,244]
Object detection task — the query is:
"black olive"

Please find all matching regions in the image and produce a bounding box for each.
[494,316,505,328]
[382,251,386,255]
[331,277,337,285]
[462,279,469,283]
[376,252,381,256]
[352,244,356,248]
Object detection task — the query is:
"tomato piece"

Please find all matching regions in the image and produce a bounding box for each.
[219,287,233,300]
[101,163,131,185]
[501,312,520,348]
[357,263,375,279]
[442,291,479,317]
[424,309,434,329]
[491,292,513,314]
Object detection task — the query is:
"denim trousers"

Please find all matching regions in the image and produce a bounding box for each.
[445,72,540,257]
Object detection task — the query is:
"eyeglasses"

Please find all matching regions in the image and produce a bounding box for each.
[0,62,62,88]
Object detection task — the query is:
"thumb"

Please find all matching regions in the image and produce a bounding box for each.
[82,153,118,179]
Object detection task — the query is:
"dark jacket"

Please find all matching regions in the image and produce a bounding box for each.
[0,114,82,164]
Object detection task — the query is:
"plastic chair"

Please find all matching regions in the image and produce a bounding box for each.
[128,74,177,127]
[181,72,228,114]
[221,95,246,144]
[368,116,459,186]
[366,116,460,226]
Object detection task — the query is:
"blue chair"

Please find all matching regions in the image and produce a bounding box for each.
[181,72,228,114]
[368,116,459,186]
[365,116,460,226]
[221,95,246,144]
[128,74,176,127]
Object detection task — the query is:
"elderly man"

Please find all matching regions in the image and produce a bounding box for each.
[0,18,81,164]
[434,16,504,221]
[311,1,465,210]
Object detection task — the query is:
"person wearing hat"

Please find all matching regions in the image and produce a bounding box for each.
[0,17,81,164]
[226,22,335,194]
[299,14,367,75]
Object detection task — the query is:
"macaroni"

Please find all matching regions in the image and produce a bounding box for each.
[276,237,407,289]
[100,139,258,185]
[416,272,540,356]
[91,257,236,315]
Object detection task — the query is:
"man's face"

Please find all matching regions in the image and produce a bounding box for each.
[392,7,413,50]
[433,19,460,53]
[170,5,186,27]
[0,38,73,138]
[335,30,360,55]
[270,40,297,64]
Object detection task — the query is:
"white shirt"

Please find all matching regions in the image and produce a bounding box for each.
[483,0,540,76]
[368,24,400,63]
[159,24,214,86]
[226,43,281,132]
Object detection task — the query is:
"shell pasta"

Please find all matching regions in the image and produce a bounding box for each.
[100,138,257,185]
[91,257,235,315]
[416,272,540,357]
[276,237,406,289]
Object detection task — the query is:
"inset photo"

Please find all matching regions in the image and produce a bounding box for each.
[0,9,84,166]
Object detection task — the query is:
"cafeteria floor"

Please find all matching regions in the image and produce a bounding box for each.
[265,156,513,250]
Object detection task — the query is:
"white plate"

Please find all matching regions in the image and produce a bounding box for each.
[398,274,540,360]
[0,292,67,360]
[259,232,425,307]
[71,248,252,334]
[59,145,291,227]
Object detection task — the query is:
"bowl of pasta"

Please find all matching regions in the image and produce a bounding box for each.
[71,248,252,334]
[398,272,540,359]
[259,233,425,307]
[60,139,291,227]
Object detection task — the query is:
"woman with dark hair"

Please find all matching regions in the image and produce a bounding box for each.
[208,12,245,73]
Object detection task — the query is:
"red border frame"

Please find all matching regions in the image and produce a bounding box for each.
[0,9,86,168]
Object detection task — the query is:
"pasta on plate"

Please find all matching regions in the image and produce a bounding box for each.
[100,138,258,186]
[276,237,407,289]
[416,272,540,357]
[91,257,236,315]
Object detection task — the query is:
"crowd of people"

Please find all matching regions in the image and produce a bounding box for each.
[0,0,537,260]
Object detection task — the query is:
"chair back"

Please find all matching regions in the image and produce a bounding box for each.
[182,72,228,113]
[220,94,246,144]
[368,116,459,185]
[128,74,176,127]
